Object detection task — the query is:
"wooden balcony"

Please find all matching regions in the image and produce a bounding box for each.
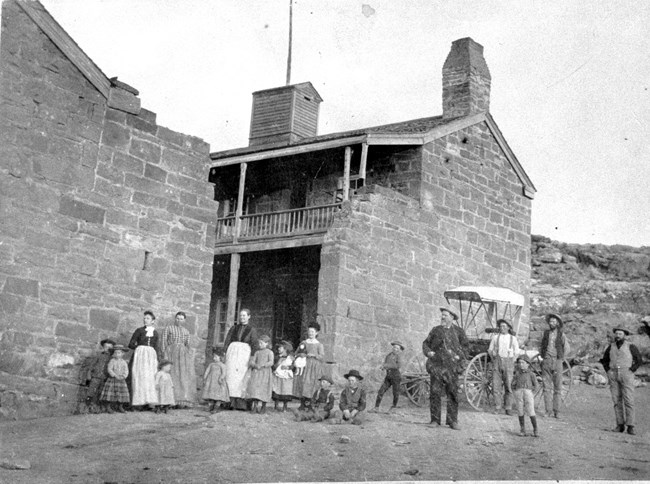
[215,203,342,251]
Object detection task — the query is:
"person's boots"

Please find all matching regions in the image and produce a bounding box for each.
[518,416,526,436]
[274,401,280,412]
[260,402,267,414]
[282,402,288,412]
[117,404,126,413]
[105,403,115,414]
[209,401,216,412]
[531,416,538,437]
[251,401,258,413]
[371,395,382,412]
[627,426,636,435]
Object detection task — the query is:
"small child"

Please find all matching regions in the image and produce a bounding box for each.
[84,339,115,413]
[292,375,336,422]
[155,360,174,413]
[293,344,307,376]
[202,349,229,413]
[272,340,295,412]
[99,345,130,413]
[371,341,404,412]
[512,354,539,437]
[246,335,274,413]
[336,369,367,425]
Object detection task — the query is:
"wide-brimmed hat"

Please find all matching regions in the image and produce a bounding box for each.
[612,327,631,336]
[439,306,458,321]
[158,359,172,370]
[111,344,128,352]
[277,340,294,353]
[343,369,363,381]
[390,341,405,351]
[545,313,564,327]
[516,354,531,364]
[319,376,334,385]
[100,338,116,347]
[496,319,514,333]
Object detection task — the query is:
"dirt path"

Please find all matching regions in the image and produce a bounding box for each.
[1,383,648,483]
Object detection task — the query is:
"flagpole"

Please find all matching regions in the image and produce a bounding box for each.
[286,0,293,85]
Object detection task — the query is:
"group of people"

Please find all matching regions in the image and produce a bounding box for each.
[82,310,197,413]
[83,305,643,436]
[421,306,642,437]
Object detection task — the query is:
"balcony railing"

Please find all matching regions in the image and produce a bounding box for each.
[216,203,342,244]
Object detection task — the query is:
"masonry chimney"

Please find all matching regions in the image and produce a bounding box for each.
[442,38,491,119]
[248,82,322,147]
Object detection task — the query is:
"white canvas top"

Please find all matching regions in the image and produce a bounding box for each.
[444,286,525,307]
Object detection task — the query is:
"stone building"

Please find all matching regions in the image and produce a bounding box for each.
[208,38,536,383]
[0,0,215,418]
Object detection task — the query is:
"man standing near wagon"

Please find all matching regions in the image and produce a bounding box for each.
[600,327,642,435]
[422,307,469,430]
[488,319,520,415]
[539,313,570,419]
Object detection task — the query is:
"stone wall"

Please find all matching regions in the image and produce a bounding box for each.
[318,121,531,386]
[0,1,216,418]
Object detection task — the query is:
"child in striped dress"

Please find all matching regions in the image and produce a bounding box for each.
[99,345,130,413]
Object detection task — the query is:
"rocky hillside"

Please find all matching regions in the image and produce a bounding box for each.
[528,235,650,373]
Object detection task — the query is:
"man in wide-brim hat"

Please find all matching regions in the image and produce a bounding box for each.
[488,319,520,415]
[336,369,366,425]
[422,304,469,430]
[600,327,642,435]
[539,313,570,418]
[371,341,406,413]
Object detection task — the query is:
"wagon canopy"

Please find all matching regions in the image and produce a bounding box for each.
[444,286,525,339]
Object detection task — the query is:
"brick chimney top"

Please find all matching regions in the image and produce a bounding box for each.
[442,37,491,119]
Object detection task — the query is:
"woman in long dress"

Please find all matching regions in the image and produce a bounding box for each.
[128,310,160,409]
[293,323,324,410]
[224,308,258,410]
[161,311,196,408]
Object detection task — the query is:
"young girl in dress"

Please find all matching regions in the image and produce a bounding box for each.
[272,340,294,412]
[293,323,325,411]
[155,360,174,413]
[99,345,130,413]
[202,349,229,413]
[246,335,274,414]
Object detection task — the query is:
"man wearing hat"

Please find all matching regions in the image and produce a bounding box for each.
[371,341,405,412]
[488,319,520,415]
[337,369,367,424]
[539,313,570,418]
[600,327,642,435]
[422,307,469,430]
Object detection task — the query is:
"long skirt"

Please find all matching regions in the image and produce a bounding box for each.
[164,343,197,405]
[293,357,323,399]
[247,367,273,402]
[225,342,251,399]
[131,346,158,406]
[273,375,294,402]
[100,377,130,403]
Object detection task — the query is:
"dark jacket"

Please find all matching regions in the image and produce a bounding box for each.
[128,326,160,358]
[224,324,258,350]
[339,386,366,412]
[540,328,566,360]
[422,324,469,373]
[512,368,539,392]
[310,388,335,413]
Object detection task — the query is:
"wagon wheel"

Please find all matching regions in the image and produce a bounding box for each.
[531,355,573,409]
[464,352,493,411]
[404,377,430,407]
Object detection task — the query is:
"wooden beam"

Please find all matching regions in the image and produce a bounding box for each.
[210,135,367,166]
[343,146,351,201]
[214,234,325,255]
[359,142,368,182]
[233,163,247,243]
[222,253,241,346]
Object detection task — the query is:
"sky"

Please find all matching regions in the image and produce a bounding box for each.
[39,0,650,247]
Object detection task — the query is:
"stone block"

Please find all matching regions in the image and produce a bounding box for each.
[3,276,39,298]
[130,138,161,165]
[170,227,201,245]
[100,121,131,148]
[54,322,94,342]
[59,196,106,224]
[113,152,144,175]
[107,87,141,115]
[144,163,168,183]
[131,191,168,209]
[124,174,175,199]
[126,113,157,135]
[138,217,171,236]
[0,293,26,315]
[47,304,89,323]
[89,309,121,331]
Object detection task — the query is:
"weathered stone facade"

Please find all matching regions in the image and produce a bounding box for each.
[0,0,215,418]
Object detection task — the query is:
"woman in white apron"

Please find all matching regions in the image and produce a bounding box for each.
[128,310,160,409]
[224,309,258,410]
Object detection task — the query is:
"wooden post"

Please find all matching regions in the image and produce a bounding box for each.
[343,146,351,201]
[221,252,241,346]
[359,142,368,185]
[233,162,247,242]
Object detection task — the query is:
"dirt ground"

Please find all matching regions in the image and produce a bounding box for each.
[1,383,648,483]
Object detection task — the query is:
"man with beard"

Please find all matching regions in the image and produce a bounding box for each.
[539,313,570,418]
[600,327,642,435]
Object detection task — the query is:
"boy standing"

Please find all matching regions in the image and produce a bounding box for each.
[84,339,115,413]
[371,341,404,412]
[512,354,539,437]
